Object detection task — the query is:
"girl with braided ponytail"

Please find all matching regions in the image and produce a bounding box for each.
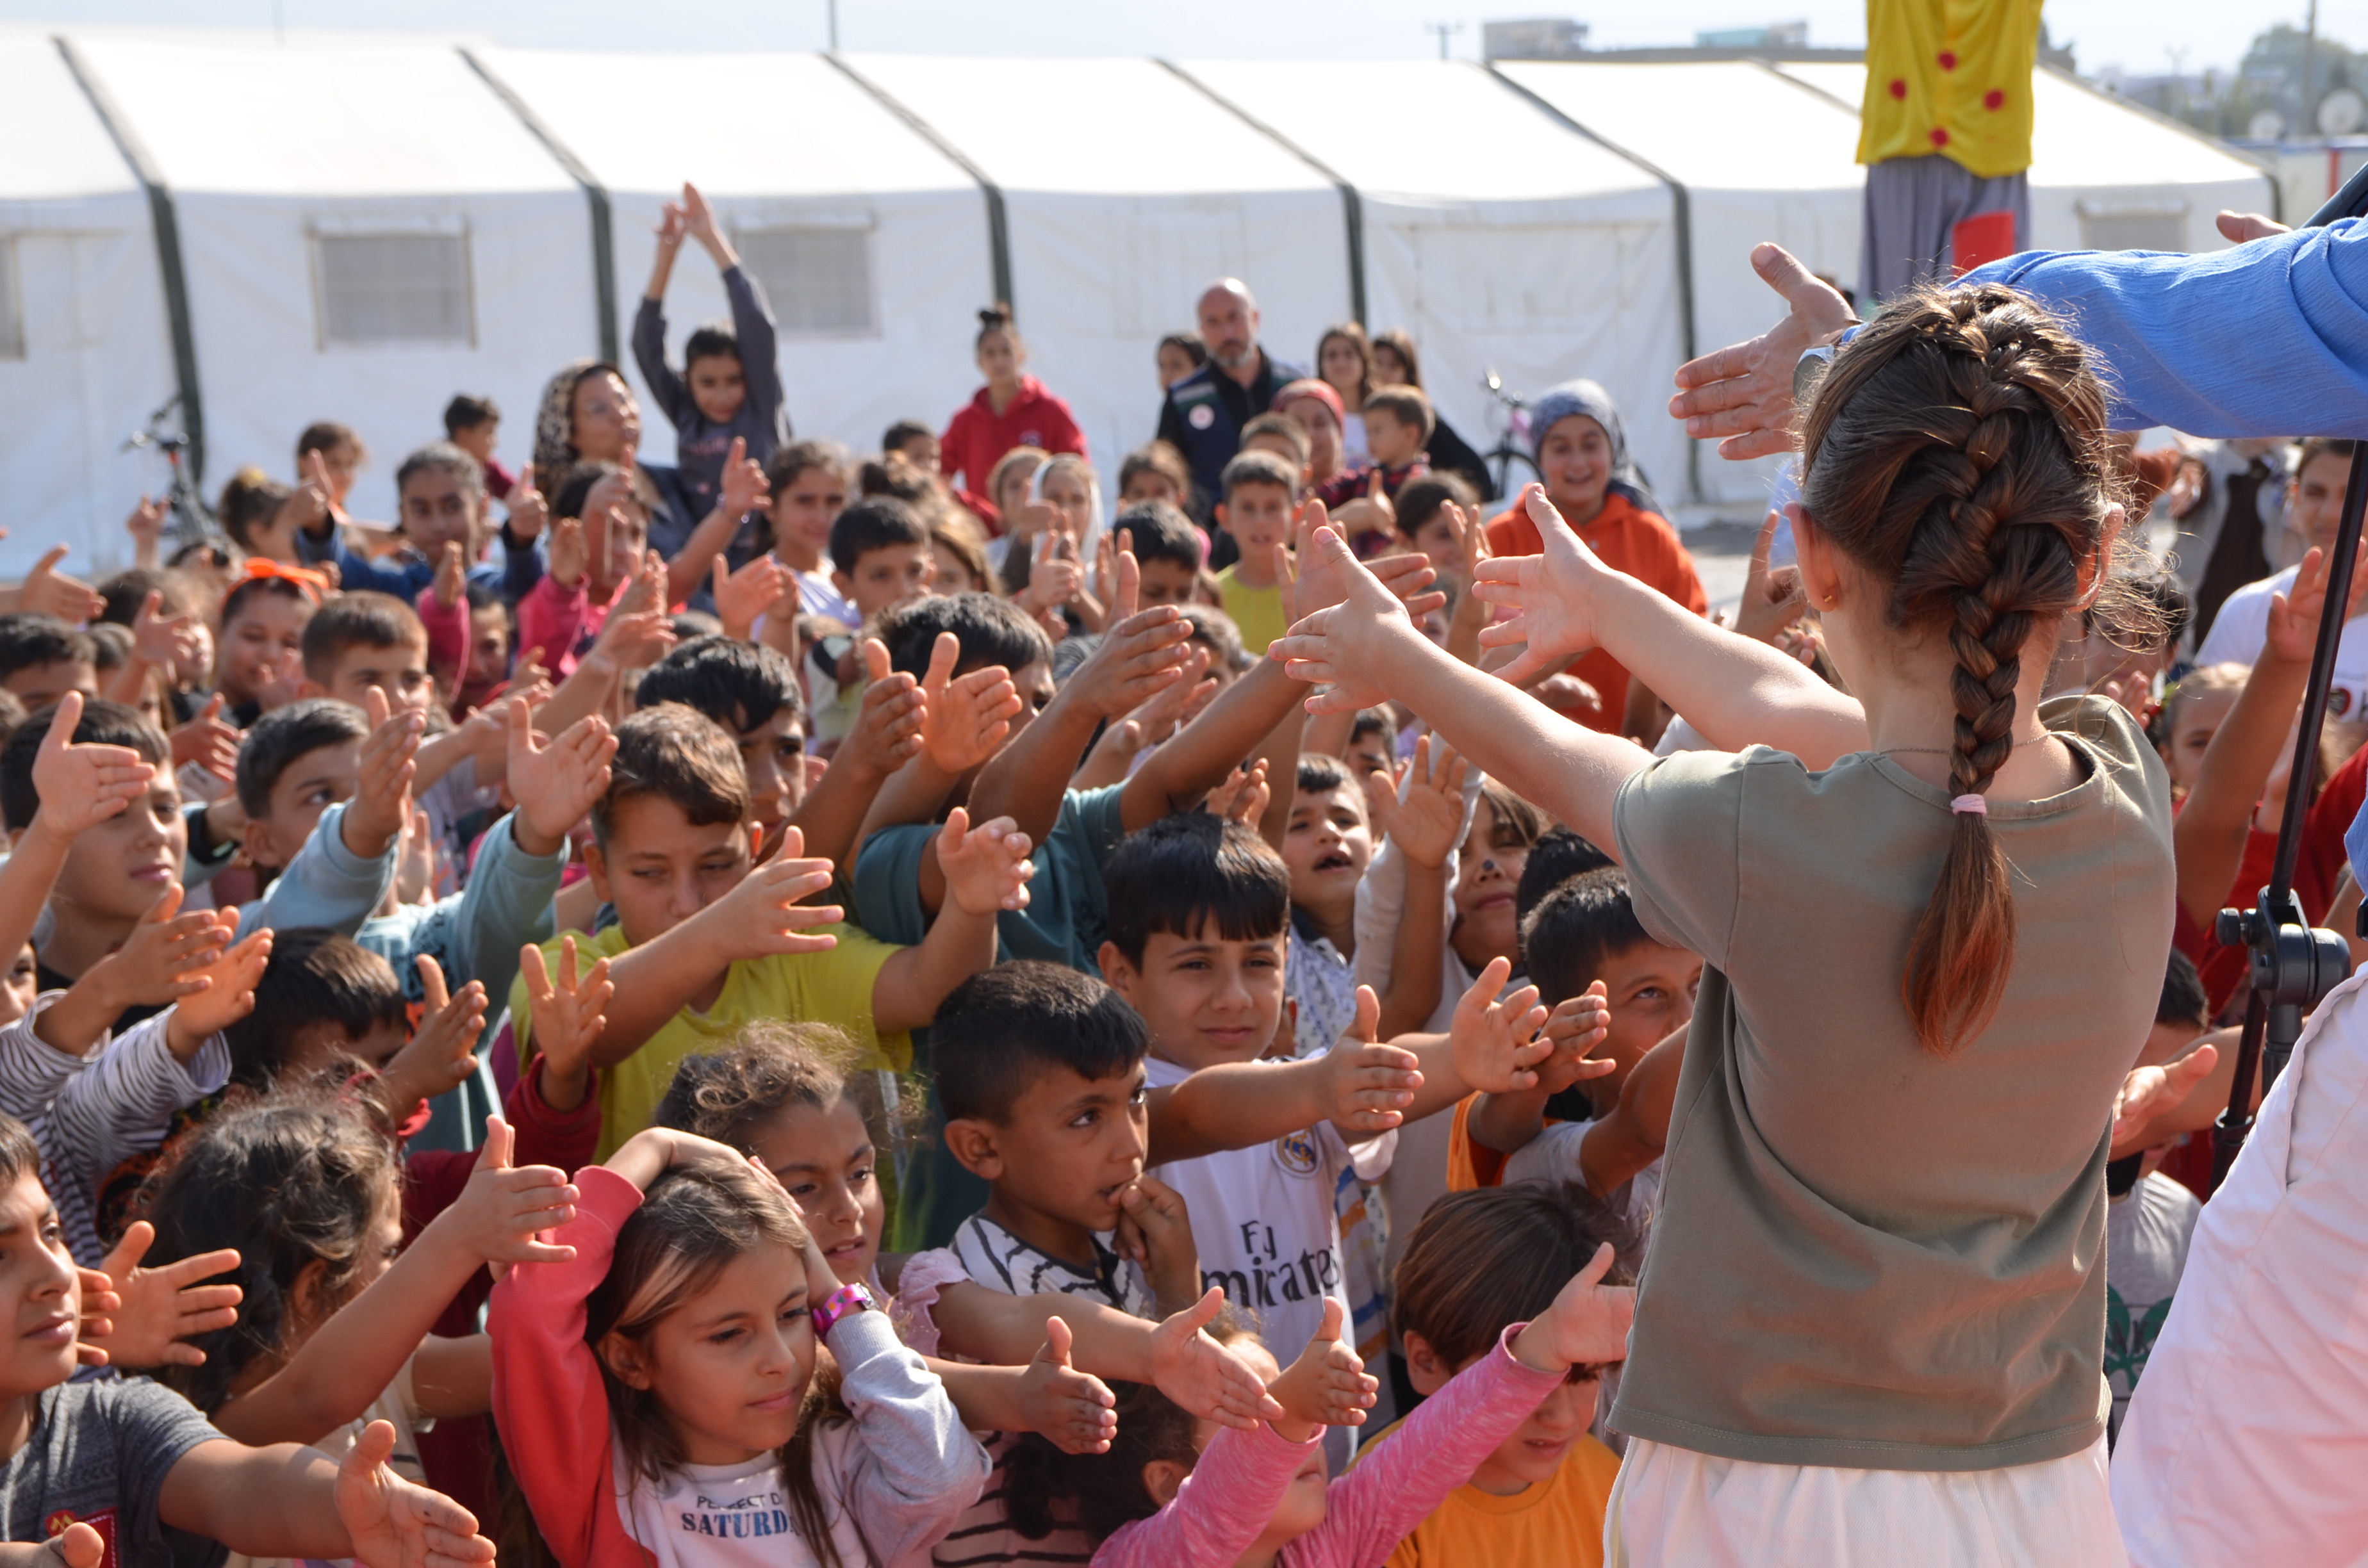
[1272,282,2176,1564]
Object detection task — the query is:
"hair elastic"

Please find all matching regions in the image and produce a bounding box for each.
[1950,794,1988,815]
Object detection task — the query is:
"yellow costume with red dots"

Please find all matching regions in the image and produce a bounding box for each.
[1858,0,2042,178]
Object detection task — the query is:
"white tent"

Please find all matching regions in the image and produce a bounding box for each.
[63,33,597,523]
[0,33,176,576]
[1493,59,1867,505]
[1173,58,1689,505]
[473,47,994,468]
[843,53,1355,487]
[1772,61,2274,257]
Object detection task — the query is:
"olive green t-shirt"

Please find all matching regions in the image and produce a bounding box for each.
[1608,695,2174,1471]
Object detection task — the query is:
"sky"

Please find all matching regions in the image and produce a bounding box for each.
[3,0,2361,80]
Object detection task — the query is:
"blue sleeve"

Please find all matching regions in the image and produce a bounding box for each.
[325,541,429,601]
[237,801,397,940]
[1962,222,2368,437]
[723,265,787,438]
[632,294,694,430]
[500,524,546,603]
[436,812,565,1007]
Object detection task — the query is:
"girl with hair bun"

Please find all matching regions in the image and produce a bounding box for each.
[1276,281,2185,1562]
[941,304,1089,532]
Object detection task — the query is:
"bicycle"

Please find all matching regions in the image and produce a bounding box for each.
[122,395,226,557]
[1478,370,1542,500]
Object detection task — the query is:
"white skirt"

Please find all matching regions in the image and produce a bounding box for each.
[1605,1437,2127,1567]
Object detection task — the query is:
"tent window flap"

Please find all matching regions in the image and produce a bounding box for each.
[735,225,875,337]
[313,232,475,348]
[0,239,22,360]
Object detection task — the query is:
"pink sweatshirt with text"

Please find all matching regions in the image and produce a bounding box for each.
[1091,1324,1566,1568]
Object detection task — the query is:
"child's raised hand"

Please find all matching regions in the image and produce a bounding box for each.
[170,693,243,784]
[1362,734,1467,870]
[1509,1243,1636,1376]
[393,808,438,907]
[717,436,769,518]
[837,639,926,780]
[918,632,1021,776]
[546,515,588,589]
[125,494,169,550]
[131,589,207,673]
[1114,1175,1200,1316]
[1068,607,1193,720]
[17,545,104,626]
[81,884,229,1013]
[28,691,155,845]
[1147,1286,1287,1431]
[165,926,273,1057]
[79,1220,241,1371]
[1448,958,1554,1095]
[1470,485,1622,685]
[2111,1041,2221,1157]
[372,956,487,1116]
[1018,1317,1121,1454]
[1536,983,1618,1095]
[703,824,843,960]
[508,700,617,855]
[347,686,423,858]
[1200,758,1269,827]
[933,806,1035,917]
[505,463,547,543]
[1324,986,1424,1134]
[441,1116,579,1270]
[679,181,719,247]
[586,607,678,681]
[2265,535,2368,666]
[291,452,336,537]
[710,551,790,642]
[336,1417,498,1568]
[1266,1298,1377,1439]
[520,936,611,1116]
[1270,526,1424,715]
[655,202,686,248]
[1733,509,1809,646]
[431,541,466,610]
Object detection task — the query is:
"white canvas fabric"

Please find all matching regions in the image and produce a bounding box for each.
[843,53,1354,493]
[477,48,992,468]
[65,32,595,524]
[0,33,176,576]
[1494,59,1866,507]
[1176,58,1687,511]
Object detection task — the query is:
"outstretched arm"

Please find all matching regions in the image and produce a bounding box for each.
[1276,526,1657,850]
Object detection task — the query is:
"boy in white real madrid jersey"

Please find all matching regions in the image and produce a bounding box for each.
[1098,812,1587,1471]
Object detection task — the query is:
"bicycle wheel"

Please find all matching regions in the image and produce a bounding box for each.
[1488,447,1541,500]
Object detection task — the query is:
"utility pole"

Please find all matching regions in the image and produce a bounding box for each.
[2306,0,2320,132]
[1425,20,1462,60]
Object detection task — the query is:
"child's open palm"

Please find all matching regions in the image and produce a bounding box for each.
[131,590,208,673]
[1325,986,1424,1135]
[1448,958,1554,1095]
[546,516,588,589]
[1509,1243,1636,1376]
[1267,1298,1377,1436]
[1201,757,1269,827]
[707,825,842,960]
[2265,537,2368,665]
[442,1116,578,1270]
[166,926,273,1054]
[336,1418,498,1568]
[1471,484,1618,685]
[1019,1318,1120,1455]
[1071,607,1194,720]
[17,546,104,626]
[934,806,1035,917]
[349,686,423,855]
[711,551,791,642]
[917,633,1021,775]
[1113,1175,1199,1314]
[373,956,486,1116]
[717,437,770,519]
[839,639,926,778]
[29,691,154,844]
[1363,734,1468,869]
[508,700,617,852]
[86,885,229,1013]
[1272,526,1427,714]
[1147,1287,1287,1431]
[1537,984,1618,1095]
[520,936,611,1115]
[77,1220,241,1371]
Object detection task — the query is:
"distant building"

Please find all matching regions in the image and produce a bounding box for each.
[1697,22,1809,50]
[1482,18,1588,61]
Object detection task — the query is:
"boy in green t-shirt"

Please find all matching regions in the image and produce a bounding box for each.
[511,701,1033,1156]
[1210,449,1299,656]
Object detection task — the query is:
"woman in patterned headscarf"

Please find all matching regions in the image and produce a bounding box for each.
[530,360,691,562]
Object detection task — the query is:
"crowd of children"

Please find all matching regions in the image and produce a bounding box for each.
[0,190,2344,1567]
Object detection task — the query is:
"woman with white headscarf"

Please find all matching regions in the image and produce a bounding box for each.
[1482,379,1707,737]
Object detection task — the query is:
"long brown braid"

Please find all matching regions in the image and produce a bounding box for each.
[1800,283,2123,1055]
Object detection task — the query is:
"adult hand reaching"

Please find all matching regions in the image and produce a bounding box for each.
[1667,241,1857,461]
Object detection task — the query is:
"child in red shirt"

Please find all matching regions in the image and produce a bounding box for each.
[942,305,1087,530]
